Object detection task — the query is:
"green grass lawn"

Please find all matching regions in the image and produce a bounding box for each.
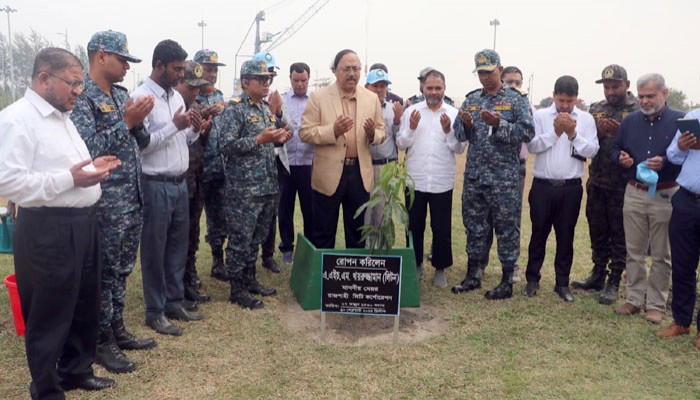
[1,154,699,399]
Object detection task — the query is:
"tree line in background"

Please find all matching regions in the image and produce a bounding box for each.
[0,28,694,114]
[0,29,87,110]
[537,87,694,112]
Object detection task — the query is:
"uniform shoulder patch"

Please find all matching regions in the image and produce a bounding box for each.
[230,96,242,103]
[465,88,481,97]
[508,86,528,97]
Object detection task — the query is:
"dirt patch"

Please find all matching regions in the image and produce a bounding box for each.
[280,302,449,346]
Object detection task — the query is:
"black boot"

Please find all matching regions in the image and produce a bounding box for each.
[96,327,136,373]
[185,285,211,303]
[245,267,277,297]
[210,245,228,281]
[184,253,201,289]
[571,264,606,291]
[112,317,157,351]
[230,274,264,309]
[484,270,513,300]
[598,269,622,305]
[451,263,481,294]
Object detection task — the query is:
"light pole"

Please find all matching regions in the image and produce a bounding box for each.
[1,6,16,101]
[197,20,206,50]
[489,18,500,51]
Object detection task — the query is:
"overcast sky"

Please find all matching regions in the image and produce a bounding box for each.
[9,0,700,107]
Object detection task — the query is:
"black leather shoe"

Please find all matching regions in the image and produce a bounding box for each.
[185,285,211,303]
[451,276,481,294]
[522,281,539,297]
[60,375,115,392]
[183,299,199,312]
[554,285,574,302]
[145,315,183,336]
[165,307,207,322]
[262,257,282,274]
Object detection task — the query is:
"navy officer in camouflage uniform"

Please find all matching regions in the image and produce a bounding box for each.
[407,66,454,107]
[193,49,230,281]
[178,60,214,306]
[218,60,291,309]
[571,64,639,305]
[451,49,534,300]
[71,30,156,374]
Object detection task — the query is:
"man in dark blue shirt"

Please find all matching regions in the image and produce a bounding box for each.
[610,73,684,324]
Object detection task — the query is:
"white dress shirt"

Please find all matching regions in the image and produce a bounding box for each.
[0,88,100,207]
[131,77,198,176]
[396,100,466,193]
[528,103,599,179]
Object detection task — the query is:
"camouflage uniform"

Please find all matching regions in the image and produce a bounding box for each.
[197,89,229,275]
[219,81,285,305]
[454,84,534,274]
[71,76,149,331]
[586,93,639,276]
[185,111,206,288]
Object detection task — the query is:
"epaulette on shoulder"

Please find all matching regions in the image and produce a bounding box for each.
[465,88,481,97]
[508,86,528,97]
[229,96,242,103]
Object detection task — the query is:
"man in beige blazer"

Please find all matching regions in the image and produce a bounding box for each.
[299,49,385,249]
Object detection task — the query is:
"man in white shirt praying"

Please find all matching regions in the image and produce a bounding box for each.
[522,75,599,302]
[0,47,120,398]
[397,69,466,288]
[131,40,205,337]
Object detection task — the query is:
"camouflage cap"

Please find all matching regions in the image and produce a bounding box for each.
[194,49,226,66]
[182,61,210,87]
[595,64,628,83]
[240,60,274,77]
[87,30,141,63]
[366,68,391,85]
[417,66,434,80]
[472,49,500,72]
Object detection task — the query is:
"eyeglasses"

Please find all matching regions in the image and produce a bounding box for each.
[48,72,85,91]
[504,79,523,86]
[338,66,361,74]
[252,75,273,85]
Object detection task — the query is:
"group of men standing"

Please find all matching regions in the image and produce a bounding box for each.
[1,30,700,399]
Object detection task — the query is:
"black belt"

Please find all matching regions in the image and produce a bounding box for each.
[533,177,582,187]
[343,158,359,166]
[143,173,186,184]
[20,206,94,216]
[372,158,397,165]
[681,186,700,201]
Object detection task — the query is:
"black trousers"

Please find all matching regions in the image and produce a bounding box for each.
[669,187,700,328]
[311,164,369,249]
[277,165,313,253]
[14,206,100,400]
[525,179,583,287]
[407,189,454,269]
